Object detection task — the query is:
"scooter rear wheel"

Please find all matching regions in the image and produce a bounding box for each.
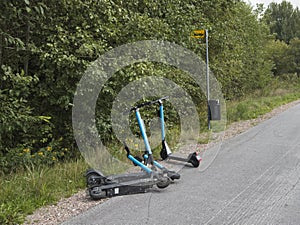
[86,172,104,186]
[188,153,200,168]
[190,159,199,168]
[160,148,168,160]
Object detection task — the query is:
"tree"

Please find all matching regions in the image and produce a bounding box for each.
[289,38,300,77]
[265,40,293,76]
[201,1,273,99]
[0,0,52,162]
[263,1,300,43]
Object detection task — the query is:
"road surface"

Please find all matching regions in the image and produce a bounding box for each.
[62,103,300,225]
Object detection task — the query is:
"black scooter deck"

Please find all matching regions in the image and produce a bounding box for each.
[88,177,157,199]
[86,169,170,199]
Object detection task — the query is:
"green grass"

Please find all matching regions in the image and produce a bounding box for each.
[227,91,300,124]
[0,159,89,225]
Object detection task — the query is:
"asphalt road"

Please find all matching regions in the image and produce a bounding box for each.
[62,103,300,225]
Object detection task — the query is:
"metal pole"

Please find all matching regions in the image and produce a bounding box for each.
[205,29,210,130]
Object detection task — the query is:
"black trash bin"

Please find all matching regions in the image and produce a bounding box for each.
[209,99,221,120]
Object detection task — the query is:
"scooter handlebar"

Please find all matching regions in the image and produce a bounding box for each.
[130,96,169,111]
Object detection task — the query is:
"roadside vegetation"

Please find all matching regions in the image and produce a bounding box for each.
[228,78,300,123]
[0,159,88,225]
[1,0,300,224]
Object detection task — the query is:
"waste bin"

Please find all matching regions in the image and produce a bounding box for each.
[209,99,221,120]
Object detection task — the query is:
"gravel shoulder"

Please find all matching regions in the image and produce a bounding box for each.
[24,99,300,225]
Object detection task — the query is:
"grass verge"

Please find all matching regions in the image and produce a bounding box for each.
[0,159,89,225]
[227,91,300,123]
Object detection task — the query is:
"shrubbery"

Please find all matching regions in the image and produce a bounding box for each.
[1,0,299,176]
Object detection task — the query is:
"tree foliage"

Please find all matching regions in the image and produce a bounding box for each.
[0,0,295,172]
[265,40,293,75]
[262,1,300,77]
[288,38,300,77]
[263,0,300,43]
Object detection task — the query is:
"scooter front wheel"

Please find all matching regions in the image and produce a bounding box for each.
[89,186,107,200]
[167,171,180,180]
[156,177,170,189]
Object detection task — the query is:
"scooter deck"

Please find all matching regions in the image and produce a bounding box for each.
[88,177,156,199]
[167,154,191,162]
[108,172,152,183]
[162,152,202,168]
[86,168,171,199]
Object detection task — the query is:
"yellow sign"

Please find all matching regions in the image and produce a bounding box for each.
[191,29,205,39]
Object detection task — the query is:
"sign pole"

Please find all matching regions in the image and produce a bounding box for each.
[205,29,210,130]
[191,29,210,129]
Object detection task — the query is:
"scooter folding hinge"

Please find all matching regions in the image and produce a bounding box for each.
[123,141,130,157]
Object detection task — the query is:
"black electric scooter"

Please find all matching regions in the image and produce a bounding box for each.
[86,143,170,200]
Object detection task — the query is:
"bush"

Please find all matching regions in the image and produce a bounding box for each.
[0,138,74,174]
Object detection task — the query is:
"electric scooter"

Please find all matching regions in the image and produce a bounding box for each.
[86,142,171,199]
[85,98,185,200]
[151,97,202,167]
[130,101,180,180]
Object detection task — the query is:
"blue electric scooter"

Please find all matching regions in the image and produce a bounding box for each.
[130,101,181,180]
[86,104,173,200]
[143,97,202,167]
